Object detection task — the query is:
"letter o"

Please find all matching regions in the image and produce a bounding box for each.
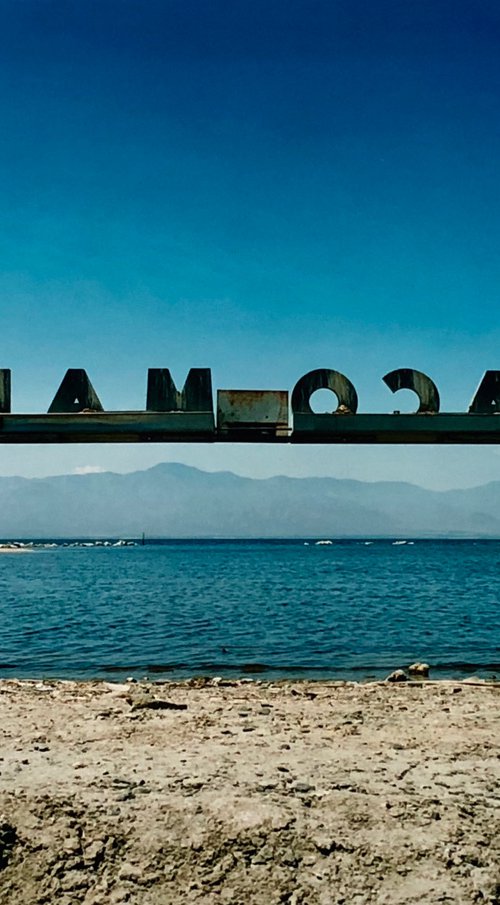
[291,369,358,414]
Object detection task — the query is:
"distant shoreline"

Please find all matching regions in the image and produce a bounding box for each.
[2,536,500,543]
[0,546,34,554]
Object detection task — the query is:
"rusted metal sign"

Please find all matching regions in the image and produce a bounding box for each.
[217,390,289,436]
[0,366,499,444]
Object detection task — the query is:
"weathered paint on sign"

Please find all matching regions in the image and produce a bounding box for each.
[217,390,288,434]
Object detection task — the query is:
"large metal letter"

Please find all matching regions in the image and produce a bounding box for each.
[382,368,440,413]
[48,370,104,413]
[146,368,213,413]
[469,371,500,414]
[0,369,11,413]
[291,368,358,414]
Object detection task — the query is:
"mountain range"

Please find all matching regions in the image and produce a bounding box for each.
[0,462,500,538]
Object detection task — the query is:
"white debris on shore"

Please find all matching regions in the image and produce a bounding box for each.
[0,540,138,552]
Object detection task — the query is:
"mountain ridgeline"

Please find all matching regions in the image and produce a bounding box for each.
[0,463,500,538]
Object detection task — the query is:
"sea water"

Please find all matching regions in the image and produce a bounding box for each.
[0,539,499,681]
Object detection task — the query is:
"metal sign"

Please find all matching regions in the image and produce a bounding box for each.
[0,366,499,444]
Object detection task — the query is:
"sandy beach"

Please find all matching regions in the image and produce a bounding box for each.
[0,548,34,554]
[0,678,499,905]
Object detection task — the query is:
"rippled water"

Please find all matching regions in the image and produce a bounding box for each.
[1,539,500,680]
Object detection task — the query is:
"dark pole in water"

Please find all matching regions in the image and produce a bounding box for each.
[141,532,145,546]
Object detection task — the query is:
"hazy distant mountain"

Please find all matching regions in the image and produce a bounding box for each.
[1,462,500,538]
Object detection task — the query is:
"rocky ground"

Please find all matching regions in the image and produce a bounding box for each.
[0,677,499,904]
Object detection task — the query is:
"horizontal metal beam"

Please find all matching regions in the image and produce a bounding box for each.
[0,413,216,444]
[0,411,500,443]
[292,413,500,444]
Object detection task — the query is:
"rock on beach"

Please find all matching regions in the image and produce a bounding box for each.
[408,661,430,677]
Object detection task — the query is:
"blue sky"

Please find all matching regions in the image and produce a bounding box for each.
[1,0,500,488]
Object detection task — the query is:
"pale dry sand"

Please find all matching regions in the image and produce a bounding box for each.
[0,548,33,554]
[0,678,499,905]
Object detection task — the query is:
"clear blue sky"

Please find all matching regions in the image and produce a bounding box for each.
[1,0,500,488]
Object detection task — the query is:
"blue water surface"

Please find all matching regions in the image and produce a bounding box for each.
[0,539,499,680]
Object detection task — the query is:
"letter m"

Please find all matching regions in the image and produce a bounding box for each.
[146,369,213,413]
